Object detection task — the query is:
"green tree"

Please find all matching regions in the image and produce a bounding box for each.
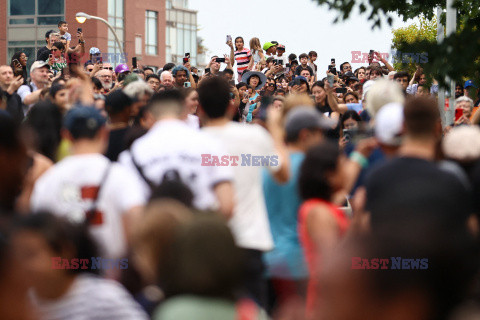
[312,0,480,88]
[391,16,437,75]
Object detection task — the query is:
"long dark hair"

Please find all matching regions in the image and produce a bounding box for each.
[23,101,62,162]
[339,110,361,130]
[234,37,244,51]
[299,141,340,201]
[11,212,100,274]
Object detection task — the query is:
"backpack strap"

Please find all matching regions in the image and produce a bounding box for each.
[85,162,112,225]
[130,151,156,191]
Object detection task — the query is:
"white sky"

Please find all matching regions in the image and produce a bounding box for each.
[188,0,414,70]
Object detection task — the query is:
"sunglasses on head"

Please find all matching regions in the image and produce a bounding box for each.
[103,67,113,70]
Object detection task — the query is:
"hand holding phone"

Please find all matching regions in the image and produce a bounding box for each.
[327,74,334,87]
[455,108,464,121]
[226,35,232,43]
[132,57,137,69]
[77,27,82,33]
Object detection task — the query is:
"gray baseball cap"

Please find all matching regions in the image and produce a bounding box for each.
[285,107,334,137]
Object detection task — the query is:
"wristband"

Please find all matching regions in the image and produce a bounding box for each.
[350,151,368,168]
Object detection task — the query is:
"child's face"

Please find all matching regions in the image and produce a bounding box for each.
[59,23,68,33]
[300,57,308,65]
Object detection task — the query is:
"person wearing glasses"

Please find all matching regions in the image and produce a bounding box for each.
[95,69,114,94]
[48,42,67,74]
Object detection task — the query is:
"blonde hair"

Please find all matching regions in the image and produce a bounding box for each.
[283,94,315,118]
[365,79,405,118]
[249,37,262,52]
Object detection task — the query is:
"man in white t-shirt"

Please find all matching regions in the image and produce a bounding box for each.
[198,76,290,308]
[119,90,234,218]
[31,106,147,259]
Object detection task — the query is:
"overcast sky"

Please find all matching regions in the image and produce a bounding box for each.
[188,0,414,70]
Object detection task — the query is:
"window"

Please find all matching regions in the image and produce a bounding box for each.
[145,11,158,55]
[9,0,35,15]
[108,0,124,62]
[7,0,65,75]
[166,6,198,65]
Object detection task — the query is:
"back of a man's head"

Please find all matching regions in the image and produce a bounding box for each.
[197,77,231,119]
[148,89,185,120]
[105,90,133,118]
[63,106,106,141]
[403,96,440,140]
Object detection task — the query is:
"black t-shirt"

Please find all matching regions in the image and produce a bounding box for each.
[105,127,129,161]
[36,46,50,61]
[365,157,472,231]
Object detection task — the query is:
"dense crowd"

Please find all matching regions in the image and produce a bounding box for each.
[1,20,480,320]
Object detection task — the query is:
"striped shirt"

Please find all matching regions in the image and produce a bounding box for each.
[235,48,252,75]
[30,274,149,320]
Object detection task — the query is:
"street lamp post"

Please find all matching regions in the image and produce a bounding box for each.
[75,12,124,55]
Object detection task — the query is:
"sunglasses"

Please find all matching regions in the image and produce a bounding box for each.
[51,48,59,52]
[103,67,113,70]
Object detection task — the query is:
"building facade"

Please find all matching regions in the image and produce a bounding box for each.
[1,0,167,72]
[165,0,198,66]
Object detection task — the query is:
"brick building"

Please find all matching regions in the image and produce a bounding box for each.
[1,0,177,72]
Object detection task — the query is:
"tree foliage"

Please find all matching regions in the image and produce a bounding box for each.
[391,16,437,75]
[312,0,480,88]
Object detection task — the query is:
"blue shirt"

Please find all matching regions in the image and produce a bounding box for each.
[347,102,363,114]
[262,152,308,279]
[246,93,259,123]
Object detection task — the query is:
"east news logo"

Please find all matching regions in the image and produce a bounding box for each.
[352,257,429,270]
[51,257,128,270]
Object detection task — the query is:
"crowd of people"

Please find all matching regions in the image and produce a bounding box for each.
[1,19,480,320]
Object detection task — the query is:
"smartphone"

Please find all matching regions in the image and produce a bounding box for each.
[205,68,211,74]
[259,96,273,122]
[183,57,189,63]
[278,59,283,65]
[286,63,291,68]
[49,54,53,59]
[216,57,226,63]
[328,65,337,75]
[327,74,334,87]
[455,108,463,121]
[336,87,347,94]
[184,82,191,88]
[331,58,335,64]
[370,50,374,55]
[132,57,137,69]
[185,53,190,58]
[273,59,278,65]
[226,35,232,42]
[77,27,82,33]
[98,56,103,64]
[344,126,375,144]
[13,59,20,65]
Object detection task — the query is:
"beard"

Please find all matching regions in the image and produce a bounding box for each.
[101,81,113,91]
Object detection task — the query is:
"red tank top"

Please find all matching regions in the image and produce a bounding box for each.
[298,198,350,316]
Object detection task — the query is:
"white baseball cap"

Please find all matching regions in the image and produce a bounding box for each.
[375,102,404,146]
[30,61,49,74]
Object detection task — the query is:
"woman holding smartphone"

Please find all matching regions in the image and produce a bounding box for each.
[10,51,28,84]
[48,42,67,73]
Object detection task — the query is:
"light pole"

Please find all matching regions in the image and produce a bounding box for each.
[75,12,124,55]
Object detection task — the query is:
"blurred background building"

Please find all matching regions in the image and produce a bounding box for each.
[1,0,203,74]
